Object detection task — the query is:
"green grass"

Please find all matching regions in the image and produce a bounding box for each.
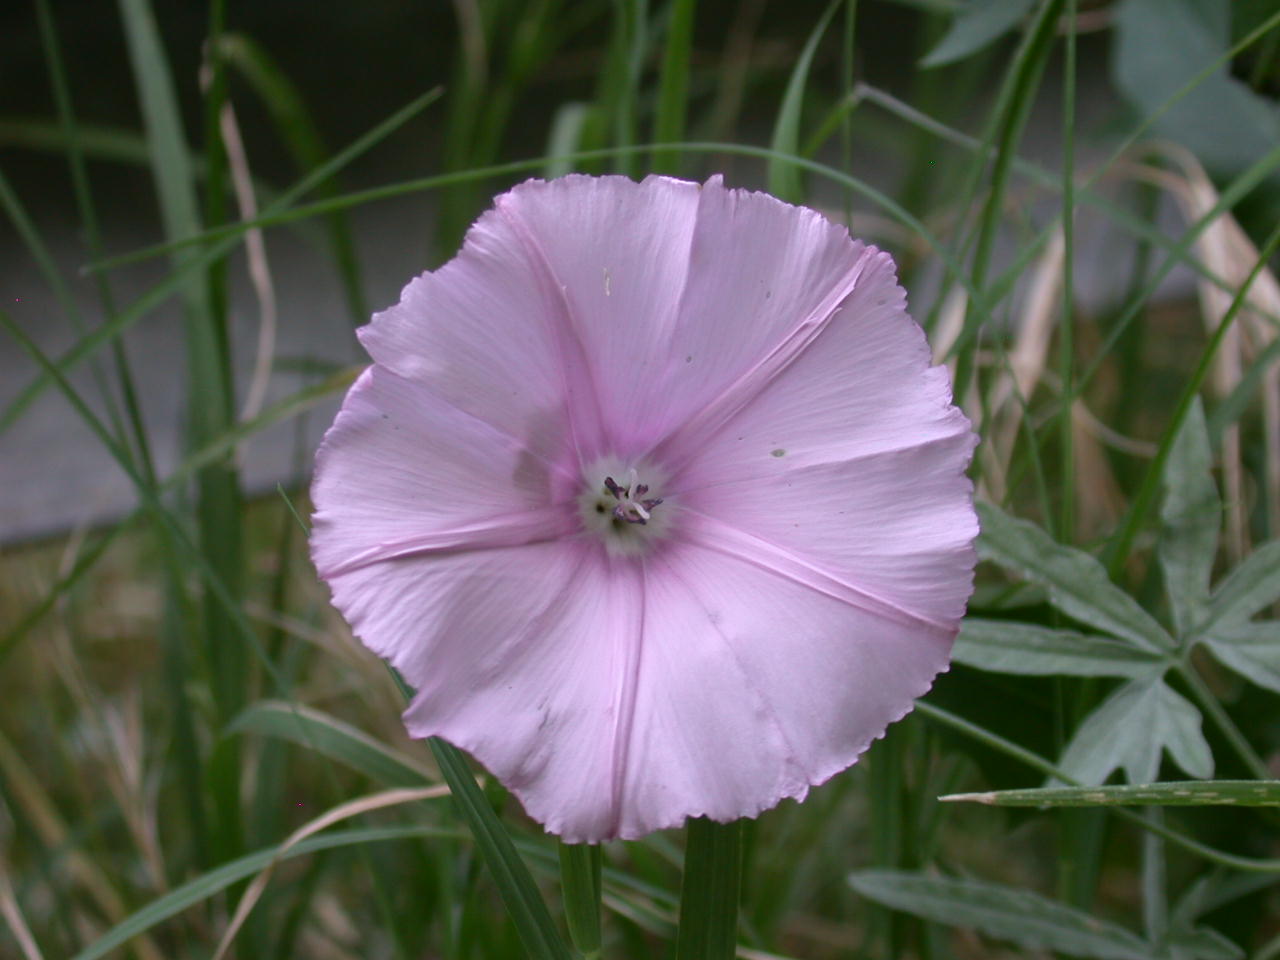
[4,1,1280,958]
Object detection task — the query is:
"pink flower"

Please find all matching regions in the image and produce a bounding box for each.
[310,174,978,842]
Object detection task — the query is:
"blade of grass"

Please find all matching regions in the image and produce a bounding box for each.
[2,309,432,955]
[33,0,156,483]
[212,786,452,960]
[0,366,355,664]
[1106,217,1280,575]
[68,825,461,960]
[852,82,1280,327]
[84,141,997,337]
[767,0,840,202]
[217,32,368,324]
[390,665,571,960]
[943,781,1280,807]
[916,701,1280,873]
[0,168,130,457]
[1058,0,1077,541]
[230,701,435,788]
[651,0,696,174]
[430,737,574,960]
[952,0,1064,405]
[0,87,440,437]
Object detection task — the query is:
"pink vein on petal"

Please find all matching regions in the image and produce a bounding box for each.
[667,429,969,498]
[317,507,580,578]
[405,374,581,486]
[495,196,608,462]
[654,550,810,782]
[644,249,873,471]
[606,565,646,838]
[677,509,955,634]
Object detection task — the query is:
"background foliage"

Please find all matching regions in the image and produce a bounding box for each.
[2,0,1280,957]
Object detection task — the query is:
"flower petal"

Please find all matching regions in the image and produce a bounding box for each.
[669,248,977,624]
[311,366,578,584]
[312,174,980,843]
[486,174,702,454]
[392,543,644,842]
[638,177,873,460]
[357,198,603,462]
[385,535,953,842]
[611,539,955,838]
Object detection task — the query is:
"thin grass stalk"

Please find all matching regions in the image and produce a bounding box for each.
[952,0,1064,406]
[0,85,440,438]
[216,33,369,324]
[839,0,857,225]
[915,701,1280,873]
[1141,808,1166,941]
[652,0,696,174]
[1107,217,1280,575]
[1058,0,1077,542]
[919,0,1061,338]
[32,0,155,482]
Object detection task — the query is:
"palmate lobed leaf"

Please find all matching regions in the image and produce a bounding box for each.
[920,0,1038,68]
[1056,676,1213,786]
[850,870,1242,960]
[1203,540,1280,629]
[976,502,1174,653]
[1200,623,1280,694]
[849,870,1155,960]
[954,618,1167,677]
[1158,398,1219,637]
[1113,0,1280,176]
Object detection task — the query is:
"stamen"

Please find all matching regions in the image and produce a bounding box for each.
[601,475,661,525]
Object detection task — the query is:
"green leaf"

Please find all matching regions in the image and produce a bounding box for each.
[1165,926,1244,960]
[71,826,459,960]
[1113,0,1280,176]
[675,818,743,960]
[1204,540,1280,627]
[954,618,1167,676]
[1158,398,1220,637]
[229,701,434,787]
[544,101,591,178]
[976,502,1174,653]
[1201,622,1280,693]
[1057,677,1213,785]
[767,0,841,201]
[429,737,573,960]
[848,870,1155,960]
[921,0,1037,67]
[942,779,1280,807]
[651,0,696,174]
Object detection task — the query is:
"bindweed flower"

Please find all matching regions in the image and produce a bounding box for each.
[310,174,978,842]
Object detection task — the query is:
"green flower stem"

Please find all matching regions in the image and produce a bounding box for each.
[559,842,603,959]
[676,818,744,960]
